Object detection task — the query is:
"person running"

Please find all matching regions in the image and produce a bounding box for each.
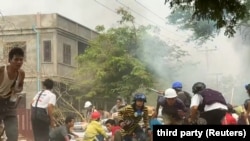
[189,82,228,125]
[31,78,56,141]
[172,81,192,108]
[157,88,188,125]
[0,47,25,141]
[114,93,149,141]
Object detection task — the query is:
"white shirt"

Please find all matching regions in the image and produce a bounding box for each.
[190,94,228,112]
[31,90,56,108]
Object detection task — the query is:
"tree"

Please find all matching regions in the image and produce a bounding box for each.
[74,9,153,100]
[167,6,218,45]
[164,0,248,38]
[73,8,188,101]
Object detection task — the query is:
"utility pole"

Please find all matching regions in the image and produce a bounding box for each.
[32,25,41,92]
[197,46,217,71]
[207,72,222,89]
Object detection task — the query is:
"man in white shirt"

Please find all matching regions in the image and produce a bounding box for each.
[31,78,56,141]
[189,82,228,125]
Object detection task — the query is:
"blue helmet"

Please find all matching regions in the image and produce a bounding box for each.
[172,81,182,89]
[133,93,147,102]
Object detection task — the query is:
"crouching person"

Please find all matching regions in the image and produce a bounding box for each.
[105,119,121,141]
[49,115,77,141]
[83,111,109,141]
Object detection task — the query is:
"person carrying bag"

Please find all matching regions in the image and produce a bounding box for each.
[31,79,56,141]
[32,90,50,124]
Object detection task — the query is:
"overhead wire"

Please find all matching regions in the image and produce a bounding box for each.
[132,0,217,48]
[116,0,165,29]
[94,0,185,44]
[94,0,143,27]
[134,0,166,22]
[116,0,194,47]
[94,0,214,48]
[94,0,117,13]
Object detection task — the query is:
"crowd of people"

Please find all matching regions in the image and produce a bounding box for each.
[0,47,250,141]
[79,81,250,141]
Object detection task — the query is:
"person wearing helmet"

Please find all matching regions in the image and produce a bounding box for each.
[172,81,192,108]
[83,111,109,141]
[84,101,96,122]
[191,82,206,94]
[189,82,228,125]
[157,88,188,125]
[114,93,149,141]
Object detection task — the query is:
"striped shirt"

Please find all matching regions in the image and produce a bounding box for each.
[117,104,149,136]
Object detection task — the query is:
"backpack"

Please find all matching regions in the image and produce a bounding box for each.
[199,88,227,105]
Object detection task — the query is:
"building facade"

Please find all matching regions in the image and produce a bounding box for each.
[0,13,98,108]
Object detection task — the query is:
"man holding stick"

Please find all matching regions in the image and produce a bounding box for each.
[147,88,165,117]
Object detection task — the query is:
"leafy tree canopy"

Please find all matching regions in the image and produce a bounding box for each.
[165,0,248,38]
[73,8,188,100]
[167,6,218,45]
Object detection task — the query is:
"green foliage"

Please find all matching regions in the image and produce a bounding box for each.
[73,8,188,100]
[165,0,248,38]
[167,6,218,44]
[73,9,153,98]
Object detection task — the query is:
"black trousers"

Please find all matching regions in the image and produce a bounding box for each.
[31,114,50,141]
[200,109,227,125]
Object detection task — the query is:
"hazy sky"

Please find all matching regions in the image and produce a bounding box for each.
[0,0,191,44]
[1,0,249,103]
[0,0,169,29]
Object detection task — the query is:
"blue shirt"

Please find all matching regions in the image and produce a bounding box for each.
[149,118,162,131]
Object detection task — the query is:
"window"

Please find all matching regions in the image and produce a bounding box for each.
[3,41,26,61]
[63,44,71,65]
[43,40,51,62]
[78,42,88,55]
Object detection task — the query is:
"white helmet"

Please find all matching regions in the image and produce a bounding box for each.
[84,101,92,108]
[164,88,177,98]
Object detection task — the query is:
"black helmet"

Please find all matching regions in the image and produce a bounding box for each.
[245,84,250,91]
[192,82,206,94]
[133,93,147,102]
